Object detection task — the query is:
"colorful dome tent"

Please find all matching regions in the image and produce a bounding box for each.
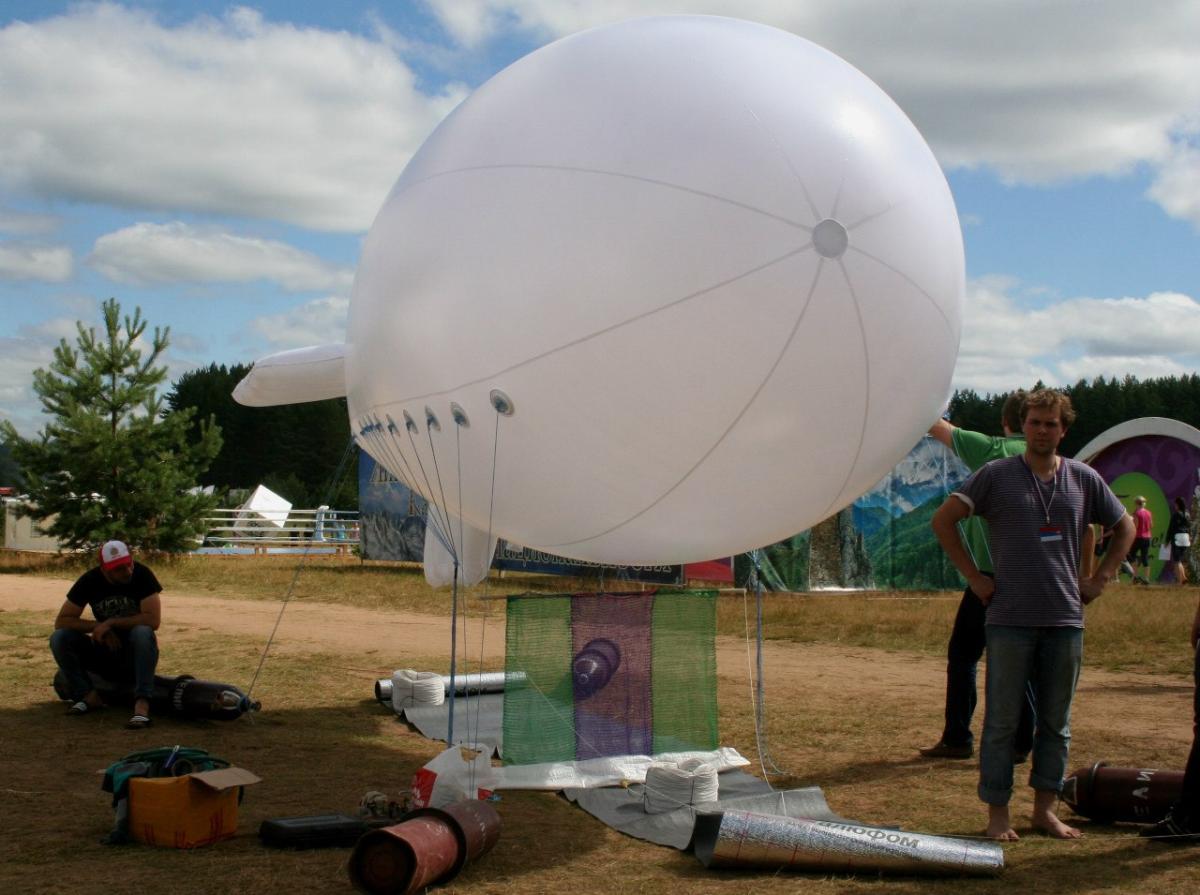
[1077,417,1200,583]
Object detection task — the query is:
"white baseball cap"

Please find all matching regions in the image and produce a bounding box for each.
[99,540,132,571]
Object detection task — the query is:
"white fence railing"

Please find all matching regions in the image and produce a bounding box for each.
[199,507,360,554]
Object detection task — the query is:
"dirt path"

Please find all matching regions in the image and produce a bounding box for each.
[2,573,1187,758]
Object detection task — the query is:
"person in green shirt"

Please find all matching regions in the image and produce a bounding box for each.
[919,390,1035,761]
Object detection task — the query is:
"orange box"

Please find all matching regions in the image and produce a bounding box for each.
[128,767,261,848]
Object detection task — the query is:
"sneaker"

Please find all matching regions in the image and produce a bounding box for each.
[918,740,973,759]
[1140,811,1200,844]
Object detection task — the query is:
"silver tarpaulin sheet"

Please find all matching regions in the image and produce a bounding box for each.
[693,810,1004,877]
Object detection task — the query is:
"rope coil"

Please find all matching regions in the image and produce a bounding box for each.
[643,758,719,814]
[391,669,446,709]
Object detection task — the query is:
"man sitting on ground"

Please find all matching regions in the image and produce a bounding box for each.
[50,540,162,729]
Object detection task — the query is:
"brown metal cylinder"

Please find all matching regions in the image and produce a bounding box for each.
[406,799,502,879]
[348,815,461,895]
[1062,762,1185,823]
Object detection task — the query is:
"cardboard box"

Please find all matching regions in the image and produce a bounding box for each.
[128,767,261,848]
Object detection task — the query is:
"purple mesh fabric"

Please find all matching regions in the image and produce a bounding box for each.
[572,594,653,760]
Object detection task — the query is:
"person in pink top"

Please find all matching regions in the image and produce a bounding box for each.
[1128,496,1154,585]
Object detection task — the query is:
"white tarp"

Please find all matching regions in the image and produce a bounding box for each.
[235,484,291,530]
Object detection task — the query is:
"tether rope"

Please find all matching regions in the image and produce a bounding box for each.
[643,758,719,813]
[464,407,504,795]
[390,669,447,708]
[243,435,357,709]
[742,549,787,779]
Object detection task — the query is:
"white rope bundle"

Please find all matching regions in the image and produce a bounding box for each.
[390,669,446,711]
[643,758,719,814]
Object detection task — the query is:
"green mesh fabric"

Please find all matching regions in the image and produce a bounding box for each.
[651,591,718,754]
[503,590,718,765]
[503,596,575,765]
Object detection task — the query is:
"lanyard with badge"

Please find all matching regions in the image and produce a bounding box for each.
[1025,458,1063,544]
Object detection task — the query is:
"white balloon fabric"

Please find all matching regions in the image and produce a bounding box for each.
[344,15,964,566]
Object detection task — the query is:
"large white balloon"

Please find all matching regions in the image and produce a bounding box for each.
[270,16,964,567]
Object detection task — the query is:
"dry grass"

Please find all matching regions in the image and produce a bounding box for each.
[2,554,1199,894]
[4,551,1191,673]
[719,585,1199,677]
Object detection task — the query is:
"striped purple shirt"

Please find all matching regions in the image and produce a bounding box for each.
[952,455,1126,627]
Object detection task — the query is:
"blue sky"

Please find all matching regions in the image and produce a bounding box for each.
[2,1,1198,435]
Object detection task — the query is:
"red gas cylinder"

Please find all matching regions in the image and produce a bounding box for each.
[348,799,501,895]
[1062,761,1184,823]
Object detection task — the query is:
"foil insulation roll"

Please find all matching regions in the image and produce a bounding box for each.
[693,811,1004,877]
[376,672,524,704]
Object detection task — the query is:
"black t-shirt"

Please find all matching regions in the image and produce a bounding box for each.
[66,563,162,622]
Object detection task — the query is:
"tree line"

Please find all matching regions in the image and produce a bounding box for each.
[1,300,355,553]
[165,363,357,510]
[3,298,1198,554]
[947,375,1200,452]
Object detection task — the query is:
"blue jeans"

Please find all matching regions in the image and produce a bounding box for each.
[941,579,1037,751]
[978,625,1083,806]
[50,626,158,701]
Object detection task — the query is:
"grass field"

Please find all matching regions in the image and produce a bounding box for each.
[1,552,1198,894]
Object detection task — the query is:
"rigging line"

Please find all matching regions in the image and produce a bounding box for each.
[447,563,460,748]
[419,414,467,746]
[360,420,438,550]
[244,436,357,707]
[456,423,483,768]
[403,422,460,561]
[741,552,785,780]
[741,557,771,780]
[754,561,786,777]
[363,416,434,546]
[377,417,457,556]
[425,420,458,563]
[377,413,456,556]
[372,414,451,550]
[374,427,453,559]
[468,407,504,771]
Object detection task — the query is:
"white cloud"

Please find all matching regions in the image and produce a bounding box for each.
[1057,355,1195,383]
[954,280,1200,392]
[18,316,84,343]
[0,206,60,235]
[0,242,72,282]
[424,2,1200,193]
[90,222,353,292]
[0,4,467,232]
[5,4,1197,231]
[0,335,54,435]
[1148,141,1200,230]
[251,296,349,348]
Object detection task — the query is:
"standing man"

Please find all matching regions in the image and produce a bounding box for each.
[920,390,1036,761]
[50,540,162,729]
[1129,496,1153,584]
[932,389,1134,840]
[1141,588,1200,843]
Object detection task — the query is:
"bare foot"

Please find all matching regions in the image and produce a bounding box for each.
[1032,812,1082,839]
[1031,789,1082,839]
[986,805,1019,841]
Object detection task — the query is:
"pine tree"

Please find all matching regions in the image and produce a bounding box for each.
[0,299,222,552]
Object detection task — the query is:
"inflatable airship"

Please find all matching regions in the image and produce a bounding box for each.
[235,16,964,582]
